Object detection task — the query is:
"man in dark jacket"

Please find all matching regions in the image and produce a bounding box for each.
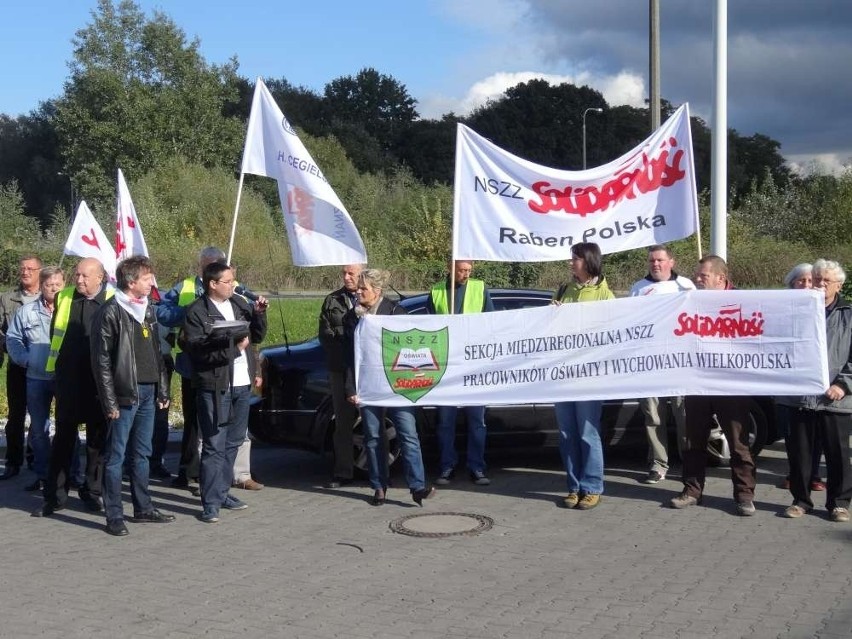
[0,254,42,479]
[318,263,364,488]
[91,256,174,536]
[37,257,111,517]
[180,262,267,523]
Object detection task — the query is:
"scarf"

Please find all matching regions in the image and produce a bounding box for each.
[114,289,149,325]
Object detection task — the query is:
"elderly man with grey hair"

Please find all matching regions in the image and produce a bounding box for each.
[778,258,852,523]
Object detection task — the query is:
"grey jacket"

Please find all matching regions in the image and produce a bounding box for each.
[5,296,53,380]
[777,295,852,413]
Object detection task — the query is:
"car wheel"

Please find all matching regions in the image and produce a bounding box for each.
[706,399,768,466]
[352,414,401,474]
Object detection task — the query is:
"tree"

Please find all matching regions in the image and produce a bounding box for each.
[54,0,244,204]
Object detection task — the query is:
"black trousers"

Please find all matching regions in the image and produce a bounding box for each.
[151,354,174,467]
[682,395,756,502]
[4,362,27,466]
[44,413,106,507]
[786,408,852,511]
[177,375,200,480]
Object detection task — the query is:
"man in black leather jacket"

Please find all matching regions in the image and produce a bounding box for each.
[179,261,267,523]
[91,256,174,536]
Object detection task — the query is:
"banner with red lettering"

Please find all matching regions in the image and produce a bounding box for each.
[355,290,827,406]
[240,78,367,266]
[64,200,117,280]
[452,103,699,261]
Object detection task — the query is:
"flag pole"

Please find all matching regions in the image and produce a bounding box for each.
[227,172,247,265]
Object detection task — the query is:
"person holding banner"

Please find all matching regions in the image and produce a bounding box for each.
[551,243,614,510]
[629,244,695,484]
[344,269,434,507]
[779,259,852,523]
[319,263,365,489]
[427,260,495,486]
[669,256,757,516]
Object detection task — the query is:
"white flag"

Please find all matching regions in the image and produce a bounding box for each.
[64,200,117,280]
[240,78,367,266]
[452,103,700,261]
[115,168,150,261]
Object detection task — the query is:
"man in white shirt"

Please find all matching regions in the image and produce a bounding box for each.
[629,244,695,484]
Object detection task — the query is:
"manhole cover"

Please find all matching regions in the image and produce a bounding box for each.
[389,512,494,538]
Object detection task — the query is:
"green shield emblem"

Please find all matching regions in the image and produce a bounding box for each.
[382,327,449,403]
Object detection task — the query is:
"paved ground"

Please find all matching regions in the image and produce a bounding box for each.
[0,440,850,639]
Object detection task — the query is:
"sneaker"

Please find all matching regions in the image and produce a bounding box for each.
[200,509,219,523]
[643,470,665,484]
[562,493,580,509]
[830,507,850,523]
[129,509,175,523]
[575,494,600,510]
[736,500,756,517]
[670,491,700,509]
[222,495,248,511]
[435,468,454,486]
[784,504,808,518]
[470,470,491,486]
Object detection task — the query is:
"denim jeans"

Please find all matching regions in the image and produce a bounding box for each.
[361,405,425,492]
[197,386,250,515]
[554,400,605,495]
[103,384,156,522]
[436,405,487,473]
[26,377,55,480]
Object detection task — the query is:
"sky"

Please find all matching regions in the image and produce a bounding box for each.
[2,0,850,173]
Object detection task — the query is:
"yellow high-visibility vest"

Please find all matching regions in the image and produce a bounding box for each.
[45,286,114,373]
[430,279,485,314]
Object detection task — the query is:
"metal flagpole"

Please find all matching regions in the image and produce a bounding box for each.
[710,0,728,259]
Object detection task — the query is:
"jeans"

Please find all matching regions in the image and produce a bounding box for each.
[361,405,425,492]
[197,386,250,514]
[554,400,605,495]
[151,354,174,469]
[103,384,156,521]
[26,378,55,480]
[436,405,487,473]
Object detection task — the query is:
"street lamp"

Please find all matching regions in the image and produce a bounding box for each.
[582,107,604,170]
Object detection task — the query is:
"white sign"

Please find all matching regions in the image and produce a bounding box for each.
[240,78,368,266]
[64,200,117,280]
[115,168,150,261]
[452,103,699,261]
[355,290,828,406]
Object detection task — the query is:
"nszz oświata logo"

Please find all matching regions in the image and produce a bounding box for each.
[382,327,448,402]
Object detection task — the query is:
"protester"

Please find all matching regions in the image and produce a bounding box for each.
[551,243,614,510]
[37,258,112,517]
[427,259,495,486]
[179,261,267,523]
[778,259,852,523]
[0,254,42,479]
[319,263,365,488]
[629,244,695,483]
[669,256,757,516]
[776,263,826,492]
[344,269,434,507]
[5,266,64,491]
[91,256,174,536]
[160,247,264,493]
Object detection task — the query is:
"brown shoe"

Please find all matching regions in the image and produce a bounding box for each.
[233,478,264,491]
[562,493,580,509]
[575,494,600,510]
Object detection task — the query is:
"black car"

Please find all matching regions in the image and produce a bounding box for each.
[249,289,776,472]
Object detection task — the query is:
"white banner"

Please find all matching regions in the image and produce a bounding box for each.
[355,290,828,406]
[452,103,699,261]
[115,168,150,261]
[64,200,117,280]
[240,78,368,266]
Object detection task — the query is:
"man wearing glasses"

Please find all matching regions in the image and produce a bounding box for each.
[179,262,267,523]
[0,255,43,480]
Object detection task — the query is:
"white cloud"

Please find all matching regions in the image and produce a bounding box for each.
[786,153,852,177]
[419,70,646,119]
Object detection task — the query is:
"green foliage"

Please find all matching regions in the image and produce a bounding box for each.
[54,0,244,203]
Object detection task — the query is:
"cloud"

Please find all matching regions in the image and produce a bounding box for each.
[419,70,645,119]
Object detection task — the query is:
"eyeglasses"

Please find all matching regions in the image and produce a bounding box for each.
[814,277,842,285]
